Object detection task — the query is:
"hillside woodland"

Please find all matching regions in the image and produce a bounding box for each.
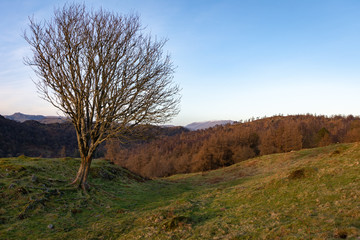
[0,116,77,158]
[106,114,360,178]
[0,115,187,158]
[2,114,360,178]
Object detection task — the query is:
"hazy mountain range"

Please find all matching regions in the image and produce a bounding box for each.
[5,112,69,124]
[4,112,234,130]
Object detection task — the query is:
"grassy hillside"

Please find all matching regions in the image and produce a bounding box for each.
[0,143,359,239]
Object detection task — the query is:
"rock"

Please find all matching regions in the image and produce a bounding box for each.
[47,224,54,229]
[31,174,38,182]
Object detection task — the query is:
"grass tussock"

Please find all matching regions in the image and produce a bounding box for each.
[0,143,360,239]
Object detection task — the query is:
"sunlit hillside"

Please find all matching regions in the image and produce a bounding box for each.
[1,142,359,239]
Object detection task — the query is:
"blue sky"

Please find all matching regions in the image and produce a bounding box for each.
[1,0,360,125]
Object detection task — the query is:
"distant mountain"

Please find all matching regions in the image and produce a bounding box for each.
[185,120,235,130]
[0,115,188,158]
[0,115,77,158]
[38,116,69,124]
[5,112,45,122]
[5,112,68,124]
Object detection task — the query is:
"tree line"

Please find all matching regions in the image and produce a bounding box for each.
[106,114,360,178]
[3,114,360,179]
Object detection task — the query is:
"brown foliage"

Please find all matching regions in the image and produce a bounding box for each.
[106,114,360,178]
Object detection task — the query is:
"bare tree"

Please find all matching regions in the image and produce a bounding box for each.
[24,4,180,190]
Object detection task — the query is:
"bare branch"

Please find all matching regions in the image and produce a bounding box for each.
[24,3,180,189]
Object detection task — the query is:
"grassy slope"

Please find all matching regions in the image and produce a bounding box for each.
[0,143,359,239]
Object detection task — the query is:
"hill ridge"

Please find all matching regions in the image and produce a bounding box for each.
[185,120,234,130]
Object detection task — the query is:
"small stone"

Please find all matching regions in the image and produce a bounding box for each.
[8,183,16,189]
[47,224,54,229]
[31,174,37,182]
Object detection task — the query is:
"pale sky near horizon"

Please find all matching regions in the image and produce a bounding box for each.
[1,0,360,126]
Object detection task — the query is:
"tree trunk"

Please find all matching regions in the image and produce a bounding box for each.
[71,155,92,191]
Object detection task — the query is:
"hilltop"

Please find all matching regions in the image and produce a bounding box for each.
[185,120,235,130]
[0,142,359,239]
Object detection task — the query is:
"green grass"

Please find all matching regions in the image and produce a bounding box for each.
[1,143,360,239]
